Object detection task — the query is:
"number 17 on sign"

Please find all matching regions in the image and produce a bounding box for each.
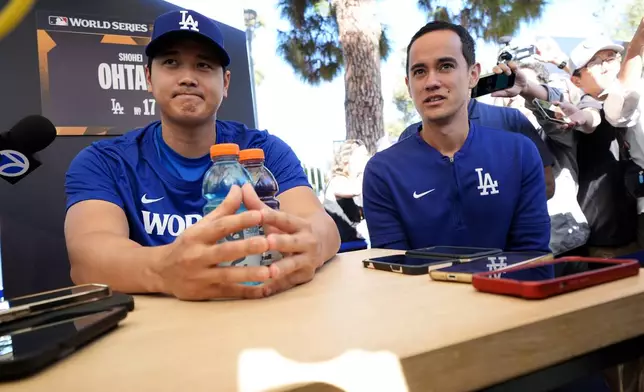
[143,99,156,116]
[111,99,125,115]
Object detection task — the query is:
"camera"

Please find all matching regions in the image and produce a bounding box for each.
[497,36,537,64]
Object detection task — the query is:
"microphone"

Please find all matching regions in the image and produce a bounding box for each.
[0,116,56,184]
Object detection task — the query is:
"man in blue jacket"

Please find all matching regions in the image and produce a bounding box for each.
[398,99,556,200]
[362,21,551,253]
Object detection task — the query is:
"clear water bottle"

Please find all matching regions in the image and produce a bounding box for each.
[203,143,262,273]
[240,148,282,265]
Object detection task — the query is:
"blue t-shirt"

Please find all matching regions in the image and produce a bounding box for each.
[363,122,551,252]
[398,100,554,167]
[65,120,311,246]
[153,123,211,182]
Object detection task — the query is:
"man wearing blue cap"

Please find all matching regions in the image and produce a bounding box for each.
[64,10,340,300]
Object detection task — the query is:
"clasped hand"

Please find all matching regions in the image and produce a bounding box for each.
[155,184,321,301]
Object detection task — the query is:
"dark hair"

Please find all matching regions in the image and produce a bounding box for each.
[406,21,476,74]
[518,62,549,84]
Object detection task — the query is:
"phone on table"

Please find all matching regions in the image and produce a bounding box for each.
[472,257,640,299]
[406,246,502,262]
[0,306,127,380]
[471,73,516,98]
[363,254,457,275]
[0,284,111,324]
[532,98,571,124]
[430,251,553,283]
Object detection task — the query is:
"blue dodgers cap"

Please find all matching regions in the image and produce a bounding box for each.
[146,9,230,66]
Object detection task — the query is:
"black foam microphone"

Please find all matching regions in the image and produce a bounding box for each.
[0,116,56,184]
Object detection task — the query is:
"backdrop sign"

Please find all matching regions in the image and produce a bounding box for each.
[36,11,156,135]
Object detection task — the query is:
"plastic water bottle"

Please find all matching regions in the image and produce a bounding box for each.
[240,148,282,265]
[202,143,262,272]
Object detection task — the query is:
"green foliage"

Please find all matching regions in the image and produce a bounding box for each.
[385,120,406,137]
[276,0,391,84]
[612,0,644,41]
[392,84,418,125]
[416,0,548,42]
[387,0,549,128]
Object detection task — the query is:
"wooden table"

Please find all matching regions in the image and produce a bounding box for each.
[7,249,644,391]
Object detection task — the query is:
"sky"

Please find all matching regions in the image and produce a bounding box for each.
[165,0,632,169]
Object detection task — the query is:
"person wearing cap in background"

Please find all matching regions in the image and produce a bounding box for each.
[565,36,639,258]
[63,9,340,301]
[490,37,638,258]
[600,18,644,252]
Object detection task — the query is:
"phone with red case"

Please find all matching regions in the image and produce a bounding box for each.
[471,257,640,299]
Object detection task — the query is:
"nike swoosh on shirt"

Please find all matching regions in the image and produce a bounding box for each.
[141,194,164,204]
[413,189,435,199]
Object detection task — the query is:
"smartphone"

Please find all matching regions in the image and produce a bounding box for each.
[0,306,127,380]
[430,252,553,283]
[532,98,571,124]
[472,257,640,299]
[406,246,502,261]
[471,73,516,98]
[0,284,111,324]
[363,254,457,275]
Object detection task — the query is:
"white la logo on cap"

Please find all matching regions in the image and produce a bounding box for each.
[179,10,199,32]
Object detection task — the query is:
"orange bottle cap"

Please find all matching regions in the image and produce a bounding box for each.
[210,143,240,158]
[239,148,265,162]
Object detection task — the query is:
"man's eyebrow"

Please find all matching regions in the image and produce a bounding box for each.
[410,62,427,70]
[437,56,458,63]
[410,57,458,70]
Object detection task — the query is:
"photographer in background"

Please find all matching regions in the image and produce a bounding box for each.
[491,45,638,258]
[602,18,644,250]
[493,61,590,255]
[569,37,638,257]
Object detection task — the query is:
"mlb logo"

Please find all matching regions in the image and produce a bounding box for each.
[48,16,68,26]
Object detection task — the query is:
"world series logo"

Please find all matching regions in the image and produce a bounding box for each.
[0,150,29,178]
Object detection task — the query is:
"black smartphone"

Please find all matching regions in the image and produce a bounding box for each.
[0,306,127,380]
[406,246,502,261]
[532,98,571,125]
[363,254,457,275]
[0,284,112,324]
[471,73,516,98]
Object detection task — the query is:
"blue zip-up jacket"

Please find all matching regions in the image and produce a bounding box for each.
[363,122,551,252]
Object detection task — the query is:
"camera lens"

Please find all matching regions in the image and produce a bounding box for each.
[498,51,513,63]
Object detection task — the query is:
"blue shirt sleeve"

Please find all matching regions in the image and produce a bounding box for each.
[65,146,124,210]
[543,84,565,103]
[362,158,410,249]
[506,137,551,252]
[513,110,554,167]
[261,134,311,195]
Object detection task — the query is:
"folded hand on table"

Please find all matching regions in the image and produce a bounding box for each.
[242,184,323,297]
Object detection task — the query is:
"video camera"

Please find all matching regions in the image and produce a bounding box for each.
[497,36,537,64]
